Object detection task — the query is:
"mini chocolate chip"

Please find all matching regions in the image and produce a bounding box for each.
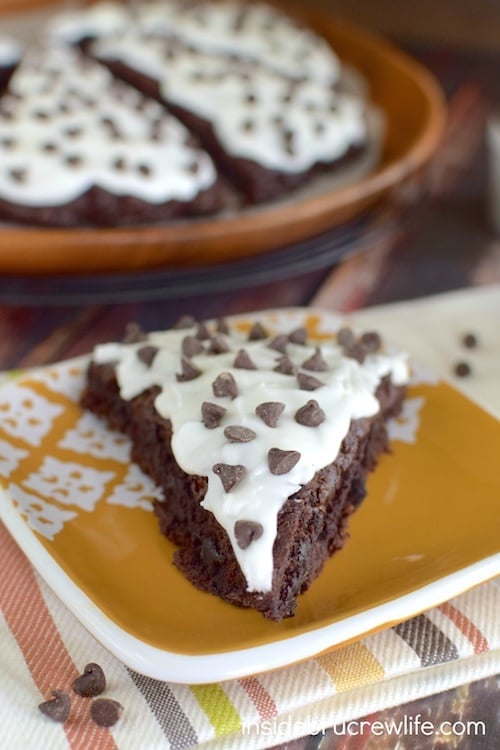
[454,361,472,377]
[90,698,123,728]
[461,332,479,349]
[216,318,230,335]
[360,331,382,353]
[288,327,308,345]
[233,349,257,370]
[302,346,328,372]
[65,126,82,138]
[65,154,82,167]
[43,142,58,153]
[173,314,196,330]
[295,399,326,427]
[1,136,15,149]
[112,156,126,171]
[314,121,325,135]
[137,163,152,176]
[38,690,71,723]
[33,110,49,120]
[187,159,200,175]
[72,663,106,697]
[176,356,202,382]
[213,463,246,492]
[234,520,263,549]
[123,322,147,343]
[336,326,356,348]
[182,335,204,358]
[241,118,255,132]
[256,401,285,427]
[344,343,366,363]
[268,334,288,354]
[201,401,227,428]
[196,321,211,340]
[137,345,158,367]
[212,371,238,399]
[245,92,257,104]
[224,425,256,443]
[9,167,27,183]
[208,333,231,354]
[268,448,300,475]
[248,321,269,341]
[297,372,324,391]
[282,128,295,155]
[274,355,297,375]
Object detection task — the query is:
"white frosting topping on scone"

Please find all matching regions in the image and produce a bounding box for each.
[0,43,217,206]
[94,32,367,173]
[0,37,22,67]
[92,318,409,593]
[46,1,130,44]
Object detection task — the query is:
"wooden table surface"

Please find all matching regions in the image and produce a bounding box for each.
[0,8,499,748]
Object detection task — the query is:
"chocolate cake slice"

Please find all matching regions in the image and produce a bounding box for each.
[0,42,224,226]
[81,314,408,620]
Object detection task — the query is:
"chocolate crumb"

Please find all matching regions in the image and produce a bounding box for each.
[137,345,158,367]
[302,346,328,372]
[176,356,202,382]
[38,690,71,723]
[90,698,123,728]
[256,401,285,427]
[268,448,301,475]
[274,355,297,375]
[201,401,226,429]
[212,371,238,399]
[288,327,308,345]
[295,399,326,427]
[461,332,479,349]
[224,425,256,443]
[234,520,263,549]
[182,335,204,358]
[72,663,106,698]
[268,334,288,353]
[173,314,196,330]
[454,361,472,377]
[248,321,269,341]
[360,331,382,353]
[122,322,147,343]
[297,372,324,391]
[233,348,257,370]
[213,463,247,492]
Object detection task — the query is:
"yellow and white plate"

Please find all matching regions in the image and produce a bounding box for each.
[0,308,498,683]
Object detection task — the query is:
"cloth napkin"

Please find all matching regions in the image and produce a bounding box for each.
[0,285,499,750]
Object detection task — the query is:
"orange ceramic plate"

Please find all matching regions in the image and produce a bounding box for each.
[0,309,498,683]
[0,0,445,273]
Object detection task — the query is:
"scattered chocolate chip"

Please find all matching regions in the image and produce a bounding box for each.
[274,354,297,375]
[137,345,158,367]
[248,321,269,341]
[173,314,196,330]
[208,333,231,354]
[224,425,256,443]
[33,109,49,120]
[245,92,257,105]
[72,663,106,698]
[241,118,255,132]
[112,156,126,171]
[201,401,227,429]
[256,401,285,428]
[282,128,295,156]
[360,331,382,353]
[216,318,230,335]
[336,326,356,349]
[182,335,204,358]
[288,327,308,345]
[187,159,200,175]
[344,343,366,363]
[268,334,288,354]
[90,698,123,728]
[65,126,82,138]
[9,167,27,183]
[453,361,472,377]
[233,348,257,370]
[176,356,202,382]
[122,322,147,343]
[213,463,247,492]
[297,372,324,391]
[137,163,152,177]
[295,399,326,427]
[43,142,58,153]
[212,371,238,399]
[461,332,479,349]
[1,136,15,149]
[302,346,328,372]
[268,448,301,475]
[38,690,71,723]
[314,121,326,135]
[65,154,82,167]
[196,321,211,340]
[234,520,263,549]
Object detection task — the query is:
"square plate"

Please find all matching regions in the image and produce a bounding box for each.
[0,308,498,683]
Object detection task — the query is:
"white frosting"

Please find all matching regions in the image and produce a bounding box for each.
[46,2,130,43]
[0,43,217,206]
[94,32,367,173]
[0,37,22,67]
[92,319,409,593]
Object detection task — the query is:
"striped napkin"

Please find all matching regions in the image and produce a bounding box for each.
[1,286,499,749]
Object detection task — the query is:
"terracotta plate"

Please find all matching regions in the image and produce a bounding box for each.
[0,308,498,683]
[0,0,445,273]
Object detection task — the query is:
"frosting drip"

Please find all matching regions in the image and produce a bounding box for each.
[93,318,409,592]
